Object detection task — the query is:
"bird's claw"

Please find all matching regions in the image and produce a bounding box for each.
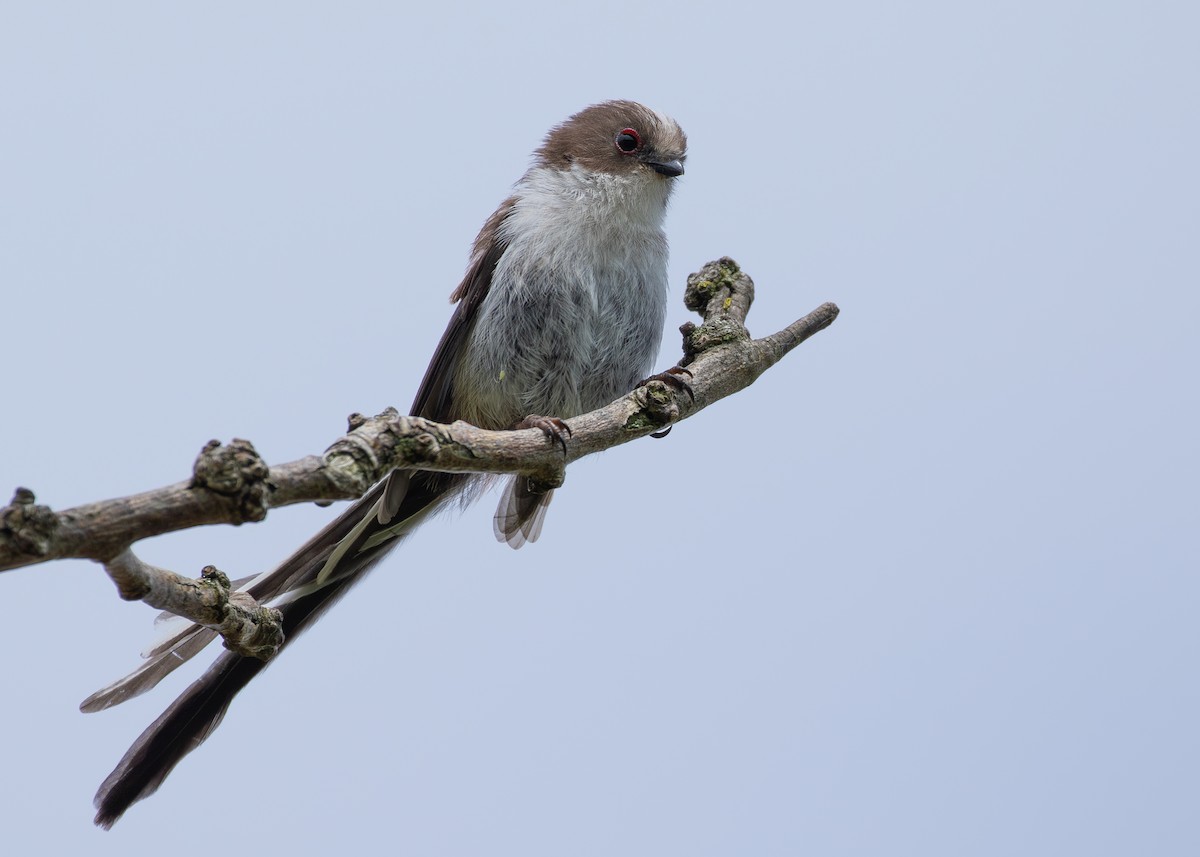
[638,366,695,403]
[516,415,572,455]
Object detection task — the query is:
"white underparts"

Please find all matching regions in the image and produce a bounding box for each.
[455,164,674,428]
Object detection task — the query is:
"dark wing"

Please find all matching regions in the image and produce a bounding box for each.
[410,197,514,422]
[371,195,514,523]
[417,196,555,549]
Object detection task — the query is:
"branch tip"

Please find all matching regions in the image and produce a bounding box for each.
[103,553,284,660]
[0,486,59,558]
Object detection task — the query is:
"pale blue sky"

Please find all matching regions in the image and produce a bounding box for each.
[2,2,1197,854]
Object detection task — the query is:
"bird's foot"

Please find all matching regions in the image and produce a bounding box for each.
[639,366,695,402]
[516,414,572,455]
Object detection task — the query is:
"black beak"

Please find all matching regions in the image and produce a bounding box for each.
[647,158,685,177]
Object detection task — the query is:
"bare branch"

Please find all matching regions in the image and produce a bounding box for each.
[0,258,838,576]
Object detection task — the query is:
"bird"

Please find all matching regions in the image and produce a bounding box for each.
[87,100,687,828]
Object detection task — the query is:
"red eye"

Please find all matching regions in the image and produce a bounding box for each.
[614,128,641,153]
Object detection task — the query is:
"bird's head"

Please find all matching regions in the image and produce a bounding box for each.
[536,100,687,182]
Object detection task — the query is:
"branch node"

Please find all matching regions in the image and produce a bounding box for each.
[191,439,271,523]
[681,317,751,364]
[0,487,59,557]
[684,257,754,316]
[204,566,285,660]
[412,432,442,461]
[681,257,755,363]
[626,382,683,435]
[525,466,566,494]
[323,408,405,495]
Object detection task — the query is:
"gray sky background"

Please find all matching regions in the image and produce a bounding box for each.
[2,2,1196,854]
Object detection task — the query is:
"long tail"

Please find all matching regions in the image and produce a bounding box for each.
[92,470,463,828]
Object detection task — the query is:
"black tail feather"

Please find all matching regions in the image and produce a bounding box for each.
[93,471,463,827]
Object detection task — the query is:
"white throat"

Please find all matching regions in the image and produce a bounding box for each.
[503,163,673,247]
